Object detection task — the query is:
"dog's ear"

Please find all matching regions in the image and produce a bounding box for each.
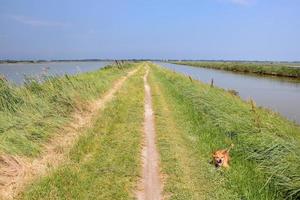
[222,150,228,154]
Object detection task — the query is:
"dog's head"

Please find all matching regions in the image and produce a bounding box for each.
[212,150,227,168]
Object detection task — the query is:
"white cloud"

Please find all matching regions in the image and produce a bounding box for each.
[8,15,67,27]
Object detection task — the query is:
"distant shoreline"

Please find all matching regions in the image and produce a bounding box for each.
[1,59,300,65]
[171,61,300,79]
[0,59,113,64]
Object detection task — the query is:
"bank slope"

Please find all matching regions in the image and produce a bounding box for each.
[151,63,300,199]
[0,63,135,156]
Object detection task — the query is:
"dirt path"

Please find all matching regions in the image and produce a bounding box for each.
[136,68,163,200]
[0,68,139,200]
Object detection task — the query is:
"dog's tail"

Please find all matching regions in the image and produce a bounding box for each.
[227,143,234,152]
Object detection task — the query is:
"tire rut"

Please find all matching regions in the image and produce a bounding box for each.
[0,68,139,200]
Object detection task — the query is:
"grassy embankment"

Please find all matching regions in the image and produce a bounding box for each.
[19,65,145,199]
[0,63,135,156]
[3,61,300,199]
[172,61,300,78]
[150,63,300,199]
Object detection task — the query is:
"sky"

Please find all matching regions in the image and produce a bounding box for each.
[0,0,299,61]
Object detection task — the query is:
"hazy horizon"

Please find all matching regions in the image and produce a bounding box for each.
[1,58,300,63]
[1,0,299,61]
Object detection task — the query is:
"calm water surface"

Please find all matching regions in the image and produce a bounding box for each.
[0,61,110,84]
[156,62,300,124]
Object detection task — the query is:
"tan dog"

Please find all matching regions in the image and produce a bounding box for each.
[212,144,234,168]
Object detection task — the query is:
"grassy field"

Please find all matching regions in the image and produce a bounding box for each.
[0,63,134,156]
[1,61,300,199]
[19,66,145,199]
[150,63,300,199]
[172,61,300,78]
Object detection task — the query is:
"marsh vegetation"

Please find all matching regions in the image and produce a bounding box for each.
[0,62,299,199]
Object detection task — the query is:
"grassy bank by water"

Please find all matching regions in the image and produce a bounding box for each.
[2,61,300,199]
[0,63,134,156]
[150,63,300,199]
[172,61,300,78]
[20,66,145,199]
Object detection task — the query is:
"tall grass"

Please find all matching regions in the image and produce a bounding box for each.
[173,61,300,78]
[20,66,144,200]
[0,63,134,156]
[149,68,238,199]
[152,64,300,199]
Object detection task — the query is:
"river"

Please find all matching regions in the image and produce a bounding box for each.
[156,62,300,124]
[0,61,111,85]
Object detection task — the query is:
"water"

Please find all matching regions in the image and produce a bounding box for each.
[0,61,111,84]
[156,62,300,124]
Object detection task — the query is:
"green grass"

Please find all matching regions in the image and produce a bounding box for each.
[172,61,300,78]
[149,67,237,199]
[19,66,145,200]
[3,61,300,199]
[0,63,135,156]
[150,63,300,199]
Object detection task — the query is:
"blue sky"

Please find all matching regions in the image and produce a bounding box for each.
[0,0,299,61]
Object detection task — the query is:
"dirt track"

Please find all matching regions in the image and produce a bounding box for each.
[136,67,162,200]
[0,68,138,200]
